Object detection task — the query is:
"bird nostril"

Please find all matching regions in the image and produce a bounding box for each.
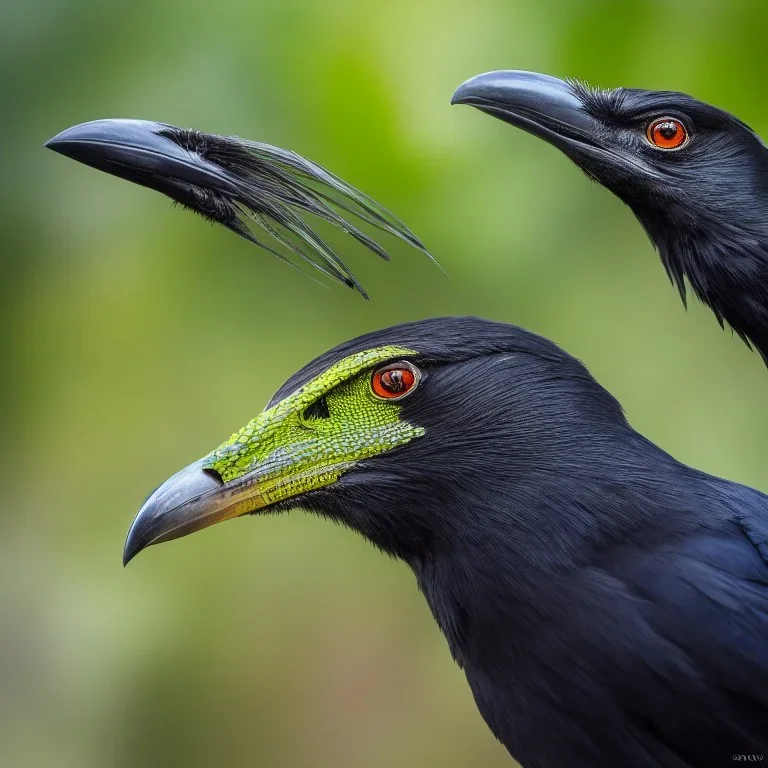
[302,396,330,422]
[202,466,224,484]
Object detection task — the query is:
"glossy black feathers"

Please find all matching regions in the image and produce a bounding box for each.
[275,317,768,767]
[454,71,768,361]
[565,85,768,361]
[46,119,432,298]
[158,127,432,296]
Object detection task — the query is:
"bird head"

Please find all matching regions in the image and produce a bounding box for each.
[452,71,768,357]
[46,119,431,297]
[123,316,626,567]
[451,70,768,237]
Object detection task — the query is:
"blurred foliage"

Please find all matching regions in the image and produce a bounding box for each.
[3,0,768,766]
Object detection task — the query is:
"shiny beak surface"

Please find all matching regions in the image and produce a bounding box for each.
[123,460,267,566]
[46,118,239,194]
[451,70,602,153]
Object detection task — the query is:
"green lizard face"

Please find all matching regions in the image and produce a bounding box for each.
[124,345,425,563]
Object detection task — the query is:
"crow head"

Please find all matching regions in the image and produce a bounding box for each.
[453,71,768,359]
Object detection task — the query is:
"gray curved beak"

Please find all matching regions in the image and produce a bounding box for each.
[45,118,239,194]
[123,459,267,566]
[451,70,601,153]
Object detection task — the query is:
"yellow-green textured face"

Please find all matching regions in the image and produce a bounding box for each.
[201,346,426,508]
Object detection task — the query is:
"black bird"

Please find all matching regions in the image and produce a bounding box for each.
[46,119,431,298]
[124,316,768,768]
[452,71,768,361]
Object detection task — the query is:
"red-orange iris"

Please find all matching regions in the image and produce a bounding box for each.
[371,365,417,399]
[646,117,688,150]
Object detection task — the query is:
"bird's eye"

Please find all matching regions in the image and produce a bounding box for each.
[371,361,420,400]
[646,117,688,150]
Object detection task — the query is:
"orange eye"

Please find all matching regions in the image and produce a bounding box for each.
[646,117,688,150]
[371,362,420,400]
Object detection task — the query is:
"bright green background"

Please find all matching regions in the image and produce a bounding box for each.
[3,1,768,766]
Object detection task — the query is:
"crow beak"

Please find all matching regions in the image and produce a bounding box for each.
[45,118,239,195]
[123,459,267,566]
[451,70,603,156]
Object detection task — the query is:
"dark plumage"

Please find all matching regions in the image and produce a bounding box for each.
[453,71,768,361]
[46,119,431,297]
[126,316,768,767]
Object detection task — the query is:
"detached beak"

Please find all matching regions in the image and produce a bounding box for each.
[451,70,602,155]
[45,118,239,195]
[123,460,266,566]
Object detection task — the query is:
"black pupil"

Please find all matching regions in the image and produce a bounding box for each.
[384,370,404,392]
[658,122,678,139]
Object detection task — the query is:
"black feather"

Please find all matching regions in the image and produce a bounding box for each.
[158,127,434,297]
[269,316,768,767]
[566,83,768,361]
[460,72,768,360]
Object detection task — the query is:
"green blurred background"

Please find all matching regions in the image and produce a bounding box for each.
[3,0,768,765]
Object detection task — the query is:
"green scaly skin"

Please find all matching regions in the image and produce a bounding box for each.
[202,346,425,507]
[123,344,427,560]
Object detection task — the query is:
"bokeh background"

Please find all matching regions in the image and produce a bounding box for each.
[3,0,768,766]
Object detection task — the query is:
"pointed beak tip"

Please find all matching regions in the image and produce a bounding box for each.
[122,548,141,567]
[121,460,234,569]
[44,130,69,152]
[451,73,495,106]
[122,509,153,567]
[122,532,143,567]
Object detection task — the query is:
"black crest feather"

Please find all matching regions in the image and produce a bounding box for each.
[46,118,434,299]
[159,127,433,297]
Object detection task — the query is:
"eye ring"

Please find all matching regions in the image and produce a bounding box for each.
[371,361,421,401]
[646,117,689,150]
